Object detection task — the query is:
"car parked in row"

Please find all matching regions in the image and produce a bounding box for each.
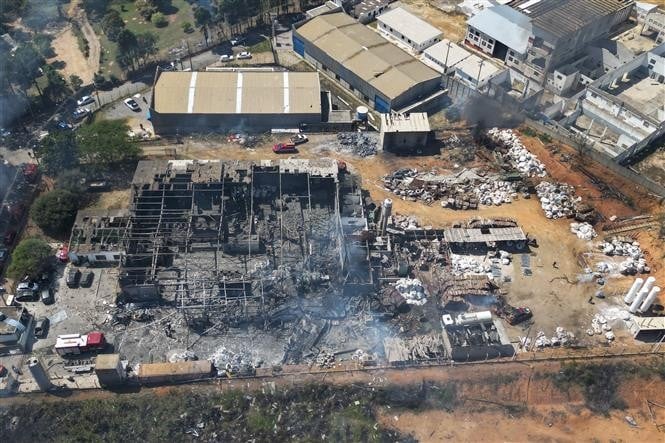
[66,267,81,288]
[72,107,90,120]
[77,95,95,107]
[290,134,308,145]
[40,287,55,305]
[34,317,50,339]
[16,281,39,301]
[273,143,297,154]
[237,51,252,60]
[220,54,234,62]
[80,270,94,288]
[124,98,141,112]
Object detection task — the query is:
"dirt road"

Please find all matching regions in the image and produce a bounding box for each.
[48,0,101,85]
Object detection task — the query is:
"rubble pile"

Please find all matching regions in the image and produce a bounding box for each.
[336,132,377,157]
[392,214,420,230]
[451,255,490,276]
[534,327,576,349]
[486,128,547,177]
[394,278,428,305]
[570,222,597,240]
[586,314,614,342]
[211,347,256,376]
[315,350,336,368]
[382,168,520,209]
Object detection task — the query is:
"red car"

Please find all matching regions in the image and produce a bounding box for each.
[272,143,297,154]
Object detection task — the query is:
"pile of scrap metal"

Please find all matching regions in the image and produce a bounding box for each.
[383,335,445,364]
[382,168,526,209]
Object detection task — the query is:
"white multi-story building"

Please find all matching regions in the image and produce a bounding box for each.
[377,7,442,52]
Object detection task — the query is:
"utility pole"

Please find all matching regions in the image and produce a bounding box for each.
[476,59,485,91]
[444,40,452,73]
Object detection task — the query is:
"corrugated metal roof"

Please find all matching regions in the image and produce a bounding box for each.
[295,13,439,100]
[153,71,321,115]
[508,0,634,39]
[443,227,526,243]
[468,5,532,54]
[424,39,473,67]
[377,7,443,44]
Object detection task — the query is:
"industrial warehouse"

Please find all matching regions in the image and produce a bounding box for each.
[149,70,323,134]
[293,12,442,112]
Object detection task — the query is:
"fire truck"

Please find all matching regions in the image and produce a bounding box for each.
[54,332,106,356]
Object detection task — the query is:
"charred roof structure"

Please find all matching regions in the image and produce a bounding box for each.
[149,70,323,134]
[70,159,374,330]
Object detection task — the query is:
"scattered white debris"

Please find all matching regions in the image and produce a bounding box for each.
[394,278,428,305]
[451,254,490,276]
[487,128,547,177]
[570,222,597,240]
[534,327,575,349]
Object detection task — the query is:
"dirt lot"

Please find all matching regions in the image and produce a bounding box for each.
[399,0,468,41]
[635,149,665,189]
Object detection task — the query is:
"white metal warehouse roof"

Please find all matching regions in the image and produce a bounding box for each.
[377,7,443,45]
[295,13,440,101]
[153,71,321,115]
[468,5,532,54]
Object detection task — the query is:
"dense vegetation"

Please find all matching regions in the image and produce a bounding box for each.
[30,189,80,237]
[6,237,51,279]
[0,383,461,442]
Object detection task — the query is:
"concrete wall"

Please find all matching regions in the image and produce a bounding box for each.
[151,111,321,134]
[380,131,429,152]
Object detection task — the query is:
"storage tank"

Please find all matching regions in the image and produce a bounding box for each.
[639,286,661,313]
[28,357,53,392]
[629,287,650,313]
[643,276,656,293]
[456,311,492,326]
[356,106,369,122]
[624,277,644,304]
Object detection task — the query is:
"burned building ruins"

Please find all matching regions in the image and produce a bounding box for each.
[68,160,529,366]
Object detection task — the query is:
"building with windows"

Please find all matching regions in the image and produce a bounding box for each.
[465,0,634,85]
[292,12,441,112]
[376,7,442,52]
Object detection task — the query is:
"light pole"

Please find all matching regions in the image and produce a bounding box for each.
[476,59,485,90]
[444,40,452,72]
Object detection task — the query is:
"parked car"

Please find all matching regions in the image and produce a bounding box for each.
[72,107,90,120]
[219,54,234,62]
[56,121,74,131]
[16,281,39,301]
[290,134,308,145]
[124,98,141,112]
[80,270,94,288]
[237,51,252,60]
[272,143,297,154]
[86,181,110,192]
[76,95,95,106]
[66,268,81,288]
[34,317,50,339]
[40,287,55,305]
[230,36,244,46]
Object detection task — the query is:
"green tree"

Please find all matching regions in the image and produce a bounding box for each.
[7,237,52,280]
[136,32,159,65]
[42,64,71,103]
[116,29,139,70]
[194,7,211,43]
[151,12,167,28]
[136,0,158,20]
[77,119,140,165]
[35,131,79,175]
[10,44,45,96]
[69,74,84,91]
[30,189,80,236]
[101,9,126,41]
[181,21,193,33]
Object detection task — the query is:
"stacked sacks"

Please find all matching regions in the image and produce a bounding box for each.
[536,181,579,219]
[474,180,518,206]
[486,128,547,177]
[570,222,597,240]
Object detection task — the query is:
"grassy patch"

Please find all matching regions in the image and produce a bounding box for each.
[553,363,629,414]
[249,38,272,54]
